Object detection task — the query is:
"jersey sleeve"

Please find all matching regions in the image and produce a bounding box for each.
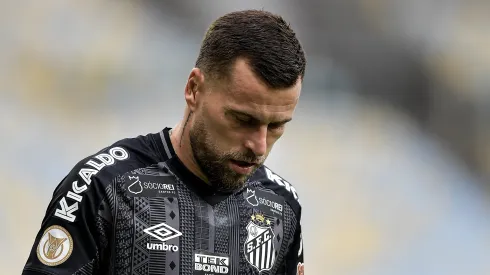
[22,166,113,275]
[284,212,304,275]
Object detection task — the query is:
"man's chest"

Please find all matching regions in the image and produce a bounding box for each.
[110,175,294,275]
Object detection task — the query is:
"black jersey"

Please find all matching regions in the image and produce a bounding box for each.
[22,128,304,275]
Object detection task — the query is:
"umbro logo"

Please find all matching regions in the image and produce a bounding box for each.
[144,222,182,252]
[144,222,182,242]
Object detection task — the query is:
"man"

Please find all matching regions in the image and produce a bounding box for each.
[23,9,306,275]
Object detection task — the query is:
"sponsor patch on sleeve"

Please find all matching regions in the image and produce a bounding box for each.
[37,225,73,266]
[194,250,230,275]
[297,262,304,275]
[123,174,179,197]
[243,187,284,219]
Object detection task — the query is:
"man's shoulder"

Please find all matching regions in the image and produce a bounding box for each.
[66,132,163,184]
[250,165,302,216]
[50,132,165,222]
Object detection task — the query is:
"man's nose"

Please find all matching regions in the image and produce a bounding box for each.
[244,125,267,157]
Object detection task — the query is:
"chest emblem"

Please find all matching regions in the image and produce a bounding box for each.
[244,214,276,271]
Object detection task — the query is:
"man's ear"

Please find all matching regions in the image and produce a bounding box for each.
[184,68,205,112]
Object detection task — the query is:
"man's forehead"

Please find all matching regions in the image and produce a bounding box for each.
[224,106,293,124]
[224,59,301,104]
[224,95,298,114]
[223,90,299,124]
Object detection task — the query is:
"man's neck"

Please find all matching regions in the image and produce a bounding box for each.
[169,120,209,184]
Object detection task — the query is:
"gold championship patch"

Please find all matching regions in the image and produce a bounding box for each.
[36,225,73,266]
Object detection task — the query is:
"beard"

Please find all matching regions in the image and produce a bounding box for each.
[189,117,264,192]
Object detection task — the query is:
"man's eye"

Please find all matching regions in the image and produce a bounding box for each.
[235,116,252,124]
[268,123,285,130]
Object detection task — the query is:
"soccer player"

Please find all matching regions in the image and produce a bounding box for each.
[23,9,306,275]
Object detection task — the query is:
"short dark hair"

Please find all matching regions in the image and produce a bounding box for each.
[195,10,306,89]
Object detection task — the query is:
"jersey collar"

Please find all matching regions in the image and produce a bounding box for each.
[161,127,234,206]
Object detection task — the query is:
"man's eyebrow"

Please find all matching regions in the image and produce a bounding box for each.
[271,117,292,125]
[225,108,259,121]
[224,108,292,124]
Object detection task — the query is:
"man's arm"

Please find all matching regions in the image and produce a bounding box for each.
[22,168,113,275]
[284,215,304,275]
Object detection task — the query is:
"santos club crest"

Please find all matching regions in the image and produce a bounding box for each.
[244,214,276,272]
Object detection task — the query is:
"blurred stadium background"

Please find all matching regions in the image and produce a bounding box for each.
[1,0,490,274]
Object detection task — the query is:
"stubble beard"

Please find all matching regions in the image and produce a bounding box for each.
[189,119,261,192]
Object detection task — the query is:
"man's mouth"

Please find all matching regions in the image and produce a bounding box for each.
[229,159,257,175]
[230,160,255,167]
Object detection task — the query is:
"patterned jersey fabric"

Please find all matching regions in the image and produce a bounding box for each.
[22,128,303,275]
